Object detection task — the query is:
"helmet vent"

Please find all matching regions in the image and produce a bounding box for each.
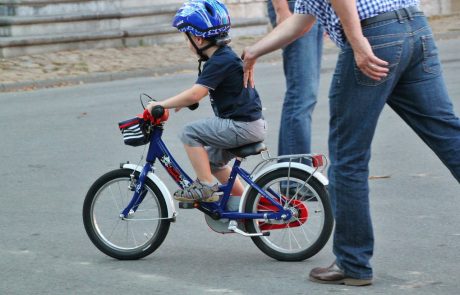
[204,2,215,17]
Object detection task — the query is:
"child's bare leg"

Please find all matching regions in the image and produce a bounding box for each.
[184,145,214,184]
[213,165,244,196]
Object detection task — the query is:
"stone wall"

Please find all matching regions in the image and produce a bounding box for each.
[224,0,266,18]
[1,0,458,58]
[1,0,457,18]
[0,0,266,18]
[158,0,460,17]
[420,0,460,16]
[0,0,268,57]
[149,0,457,17]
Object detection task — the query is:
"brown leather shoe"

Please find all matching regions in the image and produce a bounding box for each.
[309,262,372,286]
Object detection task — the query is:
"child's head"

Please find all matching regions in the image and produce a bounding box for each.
[173,0,232,59]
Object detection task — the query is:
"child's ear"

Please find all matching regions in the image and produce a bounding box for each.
[195,36,205,45]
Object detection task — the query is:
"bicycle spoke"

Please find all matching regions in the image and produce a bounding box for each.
[129,223,139,247]
[107,218,122,241]
[287,226,293,250]
[304,211,323,219]
[287,225,302,249]
[291,215,313,244]
[257,203,275,212]
[277,224,289,245]
[108,184,121,212]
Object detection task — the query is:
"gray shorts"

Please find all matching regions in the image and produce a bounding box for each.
[179,117,267,172]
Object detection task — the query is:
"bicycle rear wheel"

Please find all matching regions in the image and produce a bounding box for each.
[83,168,170,260]
[244,167,333,261]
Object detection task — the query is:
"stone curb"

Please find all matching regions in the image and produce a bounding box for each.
[1,32,459,93]
[0,63,195,92]
[0,48,342,92]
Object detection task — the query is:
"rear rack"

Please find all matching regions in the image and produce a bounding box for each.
[250,151,328,177]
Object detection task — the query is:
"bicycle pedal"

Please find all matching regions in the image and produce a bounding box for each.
[178,202,198,209]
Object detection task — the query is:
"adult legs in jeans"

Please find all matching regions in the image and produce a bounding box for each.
[328,16,460,280]
[387,39,460,181]
[328,49,387,280]
[267,1,323,157]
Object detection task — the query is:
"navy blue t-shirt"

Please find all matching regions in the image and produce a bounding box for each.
[196,46,263,122]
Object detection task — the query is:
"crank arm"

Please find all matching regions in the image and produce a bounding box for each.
[228,221,270,237]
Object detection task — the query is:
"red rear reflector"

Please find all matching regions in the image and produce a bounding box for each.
[312,155,324,168]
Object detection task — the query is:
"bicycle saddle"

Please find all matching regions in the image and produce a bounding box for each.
[227,141,267,158]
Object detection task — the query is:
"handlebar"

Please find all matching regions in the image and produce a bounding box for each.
[188,103,199,110]
[151,103,198,117]
[142,105,168,125]
[151,105,165,119]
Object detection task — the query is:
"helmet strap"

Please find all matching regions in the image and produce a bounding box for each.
[186,32,217,75]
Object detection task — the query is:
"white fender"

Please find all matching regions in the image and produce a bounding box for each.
[122,163,177,220]
[238,162,328,213]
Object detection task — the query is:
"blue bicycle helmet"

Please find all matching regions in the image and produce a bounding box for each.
[172,0,231,39]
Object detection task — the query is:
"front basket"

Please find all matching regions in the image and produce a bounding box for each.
[118,117,150,146]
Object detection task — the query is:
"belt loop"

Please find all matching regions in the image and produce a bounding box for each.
[404,7,413,20]
[395,9,404,23]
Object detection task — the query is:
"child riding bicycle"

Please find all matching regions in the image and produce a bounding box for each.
[146,0,267,203]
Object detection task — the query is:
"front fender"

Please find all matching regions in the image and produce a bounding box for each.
[238,162,328,213]
[122,163,177,220]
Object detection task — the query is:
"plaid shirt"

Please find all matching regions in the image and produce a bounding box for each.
[294,0,420,48]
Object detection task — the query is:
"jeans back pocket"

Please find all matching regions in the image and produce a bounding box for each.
[421,34,441,75]
[354,40,404,86]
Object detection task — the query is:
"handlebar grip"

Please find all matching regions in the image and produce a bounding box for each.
[188,103,199,111]
[151,105,165,119]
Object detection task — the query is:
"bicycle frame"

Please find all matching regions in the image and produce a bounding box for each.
[120,124,293,222]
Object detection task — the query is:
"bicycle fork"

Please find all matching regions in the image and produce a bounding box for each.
[119,163,152,219]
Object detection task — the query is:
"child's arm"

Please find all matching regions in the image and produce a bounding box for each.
[147,84,208,112]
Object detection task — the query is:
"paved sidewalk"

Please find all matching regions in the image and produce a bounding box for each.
[0,14,459,92]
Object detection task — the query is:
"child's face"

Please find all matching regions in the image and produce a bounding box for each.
[184,34,207,57]
[185,34,197,55]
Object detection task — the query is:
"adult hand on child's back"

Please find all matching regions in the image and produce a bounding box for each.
[241,47,257,88]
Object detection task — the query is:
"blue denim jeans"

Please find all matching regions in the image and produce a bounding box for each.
[329,13,460,279]
[267,1,323,157]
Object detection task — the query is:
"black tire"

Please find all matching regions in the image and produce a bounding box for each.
[244,167,333,261]
[83,168,170,260]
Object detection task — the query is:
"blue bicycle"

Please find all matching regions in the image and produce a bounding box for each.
[82,101,333,261]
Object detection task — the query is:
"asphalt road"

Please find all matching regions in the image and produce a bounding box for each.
[0,38,459,295]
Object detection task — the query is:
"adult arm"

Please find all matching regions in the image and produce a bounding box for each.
[330,0,388,80]
[242,13,316,87]
[272,0,292,24]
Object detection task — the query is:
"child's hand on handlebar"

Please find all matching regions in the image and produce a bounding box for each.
[146,101,162,113]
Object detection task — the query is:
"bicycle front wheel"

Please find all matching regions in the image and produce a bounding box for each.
[83,168,170,260]
[244,167,333,261]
